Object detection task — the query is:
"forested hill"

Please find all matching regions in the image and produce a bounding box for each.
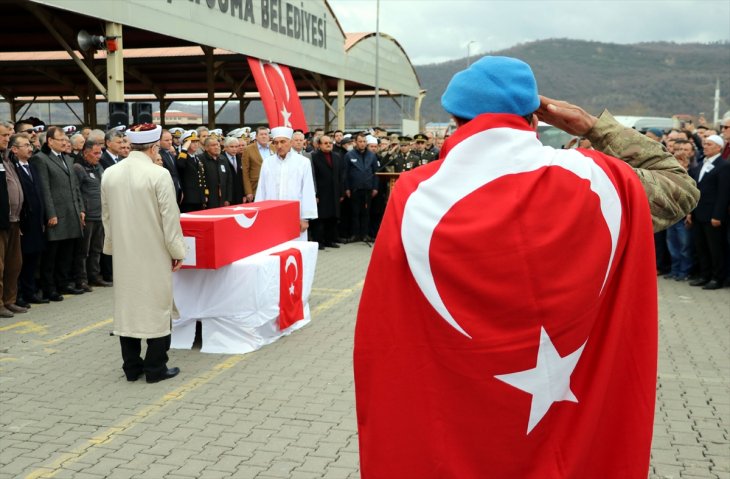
[414,39,730,123]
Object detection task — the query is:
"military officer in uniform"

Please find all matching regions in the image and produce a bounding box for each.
[169,127,184,155]
[406,133,438,170]
[397,136,413,172]
[176,130,209,212]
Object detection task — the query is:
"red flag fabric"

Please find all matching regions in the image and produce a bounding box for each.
[247,57,309,131]
[272,248,304,330]
[354,114,657,478]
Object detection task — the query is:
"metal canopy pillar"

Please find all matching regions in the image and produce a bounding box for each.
[414,89,426,130]
[337,79,345,131]
[160,100,173,128]
[8,98,19,123]
[203,47,216,128]
[105,22,124,102]
[239,100,250,125]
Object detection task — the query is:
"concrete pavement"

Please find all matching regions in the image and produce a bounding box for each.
[0,241,728,478]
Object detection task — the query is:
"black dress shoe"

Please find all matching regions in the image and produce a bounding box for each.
[60,286,84,295]
[15,298,31,309]
[90,279,113,287]
[46,292,64,302]
[325,243,340,248]
[318,244,325,250]
[146,367,180,384]
[29,293,50,304]
[126,371,144,382]
[702,280,723,290]
[689,278,710,287]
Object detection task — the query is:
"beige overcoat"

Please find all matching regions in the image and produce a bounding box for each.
[101,151,186,339]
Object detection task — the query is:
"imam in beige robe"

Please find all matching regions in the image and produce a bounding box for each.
[101,151,186,339]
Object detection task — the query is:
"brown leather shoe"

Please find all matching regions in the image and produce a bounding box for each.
[77,282,93,293]
[90,279,113,287]
[0,306,15,318]
[5,303,27,314]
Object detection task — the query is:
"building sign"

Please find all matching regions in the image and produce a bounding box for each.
[169,0,328,49]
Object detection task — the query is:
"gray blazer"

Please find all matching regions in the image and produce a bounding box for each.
[31,150,84,241]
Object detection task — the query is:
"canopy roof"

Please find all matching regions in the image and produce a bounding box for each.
[0,0,422,103]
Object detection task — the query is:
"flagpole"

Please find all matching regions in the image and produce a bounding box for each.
[374,0,380,128]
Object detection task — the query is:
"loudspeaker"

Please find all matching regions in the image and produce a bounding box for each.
[108,102,129,129]
[132,102,153,124]
[77,30,105,52]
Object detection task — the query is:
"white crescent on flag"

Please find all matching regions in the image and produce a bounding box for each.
[180,206,259,229]
[285,255,299,279]
[401,128,622,339]
[285,254,299,296]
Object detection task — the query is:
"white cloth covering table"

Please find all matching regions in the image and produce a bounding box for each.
[171,241,318,354]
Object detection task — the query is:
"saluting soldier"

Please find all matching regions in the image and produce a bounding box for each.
[398,136,413,171]
[176,130,209,212]
[406,133,438,170]
[169,127,184,155]
[376,138,398,173]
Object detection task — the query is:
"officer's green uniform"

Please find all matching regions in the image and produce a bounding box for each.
[405,133,438,170]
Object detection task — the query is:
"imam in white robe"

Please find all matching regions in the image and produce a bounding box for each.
[255,150,318,241]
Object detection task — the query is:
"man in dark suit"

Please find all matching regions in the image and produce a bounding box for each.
[344,133,379,243]
[12,134,47,306]
[688,134,730,290]
[159,129,182,204]
[31,126,86,300]
[199,137,232,208]
[312,135,345,249]
[242,126,272,202]
[100,128,125,169]
[221,136,244,205]
[96,127,125,283]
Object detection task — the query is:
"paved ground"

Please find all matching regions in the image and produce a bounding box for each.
[0,242,728,479]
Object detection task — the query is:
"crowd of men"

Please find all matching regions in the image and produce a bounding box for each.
[0,117,448,317]
[650,120,730,290]
[567,118,730,290]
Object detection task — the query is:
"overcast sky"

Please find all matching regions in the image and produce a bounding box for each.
[328,0,730,65]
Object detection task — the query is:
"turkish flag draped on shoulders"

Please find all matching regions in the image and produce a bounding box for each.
[247,57,308,131]
[354,114,658,479]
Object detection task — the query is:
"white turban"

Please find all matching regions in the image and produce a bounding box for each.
[270,126,294,139]
[126,124,162,144]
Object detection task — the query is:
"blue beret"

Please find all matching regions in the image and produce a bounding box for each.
[441,56,540,119]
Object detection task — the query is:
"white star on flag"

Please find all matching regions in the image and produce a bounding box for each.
[280,105,292,127]
[495,326,587,434]
[289,283,295,296]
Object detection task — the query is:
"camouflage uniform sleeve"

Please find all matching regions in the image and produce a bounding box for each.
[585,110,700,232]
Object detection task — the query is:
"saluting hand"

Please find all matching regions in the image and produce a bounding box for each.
[536,95,598,137]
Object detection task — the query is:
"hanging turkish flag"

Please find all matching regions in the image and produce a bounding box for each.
[247,57,309,131]
[354,114,658,478]
[272,248,304,330]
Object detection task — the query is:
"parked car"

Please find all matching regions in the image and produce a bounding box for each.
[537,122,573,149]
[612,116,677,132]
